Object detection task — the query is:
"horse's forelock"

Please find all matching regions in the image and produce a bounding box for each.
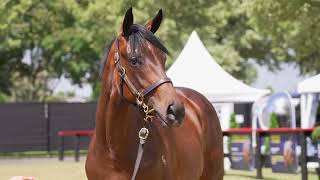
[100,24,168,77]
[128,24,169,55]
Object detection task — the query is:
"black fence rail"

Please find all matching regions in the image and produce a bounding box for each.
[0,102,96,153]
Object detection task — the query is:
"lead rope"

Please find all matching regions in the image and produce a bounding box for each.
[131,127,149,180]
[130,94,153,180]
[130,93,154,180]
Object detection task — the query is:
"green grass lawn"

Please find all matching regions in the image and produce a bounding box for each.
[0,158,86,180]
[225,169,318,180]
[0,157,318,180]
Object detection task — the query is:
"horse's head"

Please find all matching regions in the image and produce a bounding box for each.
[110,8,185,127]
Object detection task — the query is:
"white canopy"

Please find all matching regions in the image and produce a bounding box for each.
[167,31,270,103]
[298,74,320,93]
[298,74,320,128]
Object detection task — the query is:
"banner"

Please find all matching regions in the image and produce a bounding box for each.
[230,134,254,170]
[270,133,298,173]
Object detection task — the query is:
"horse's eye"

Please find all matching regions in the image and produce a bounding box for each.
[130,56,139,67]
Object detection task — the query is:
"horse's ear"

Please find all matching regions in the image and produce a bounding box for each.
[145,9,163,34]
[122,7,134,37]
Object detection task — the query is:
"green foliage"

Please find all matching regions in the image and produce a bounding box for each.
[264,112,280,155]
[270,112,280,128]
[45,92,75,102]
[4,71,75,102]
[7,71,49,102]
[311,126,320,141]
[228,113,239,152]
[90,82,101,101]
[264,137,270,155]
[1,0,319,101]
[229,113,240,129]
[0,0,259,101]
[0,92,8,103]
[246,0,320,74]
[0,0,83,101]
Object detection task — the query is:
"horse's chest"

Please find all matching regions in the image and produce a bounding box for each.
[141,144,203,180]
[166,130,204,179]
[175,148,204,180]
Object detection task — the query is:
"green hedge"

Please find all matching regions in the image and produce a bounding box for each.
[312,126,320,141]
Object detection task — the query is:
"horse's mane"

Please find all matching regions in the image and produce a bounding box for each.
[99,38,115,77]
[100,24,169,77]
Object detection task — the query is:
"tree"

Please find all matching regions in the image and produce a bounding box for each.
[131,0,259,83]
[2,0,319,101]
[0,0,99,101]
[8,71,48,102]
[246,0,320,74]
[84,0,320,97]
[1,0,259,101]
[78,0,260,98]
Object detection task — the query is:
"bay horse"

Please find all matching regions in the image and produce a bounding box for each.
[85,8,224,180]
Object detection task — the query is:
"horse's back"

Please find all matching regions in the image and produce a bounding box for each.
[176,87,224,180]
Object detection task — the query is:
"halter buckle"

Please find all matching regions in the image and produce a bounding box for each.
[114,52,120,64]
[136,92,144,106]
[119,67,126,77]
[139,127,149,140]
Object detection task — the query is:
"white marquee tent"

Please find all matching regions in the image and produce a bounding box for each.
[167,31,270,103]
[298,74,320,128]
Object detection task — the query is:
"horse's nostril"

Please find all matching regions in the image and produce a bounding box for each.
[167,104,176,119]
[166,103,185,123]
[168,114,176,121]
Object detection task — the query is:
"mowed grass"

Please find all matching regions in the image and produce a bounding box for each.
[0,157,86,180]
[0,157,318,180]
[225,169,318,180]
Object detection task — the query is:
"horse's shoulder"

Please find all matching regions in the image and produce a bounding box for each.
[174,87,219,124]
[175,87,212,107]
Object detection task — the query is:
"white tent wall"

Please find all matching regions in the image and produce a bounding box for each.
[300,93,319,128]
[212,103,234,130]
[298,74,320,128]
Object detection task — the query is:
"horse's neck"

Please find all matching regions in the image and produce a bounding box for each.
[95,55,162,169]
[95,69,142,162]
[109,92,139,143]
